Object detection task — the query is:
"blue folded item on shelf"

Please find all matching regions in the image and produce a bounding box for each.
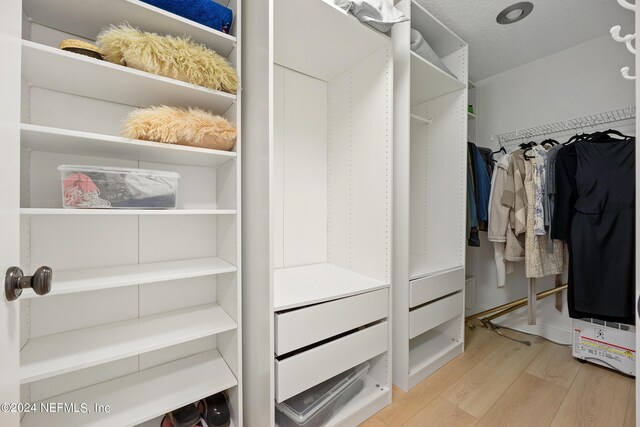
[141,0,233,34]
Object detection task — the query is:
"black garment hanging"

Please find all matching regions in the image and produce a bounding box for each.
[554,134,636,324]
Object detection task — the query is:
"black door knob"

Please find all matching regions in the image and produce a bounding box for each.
[5,266,53,301]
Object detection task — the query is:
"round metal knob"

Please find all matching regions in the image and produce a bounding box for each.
[5,266,53,301]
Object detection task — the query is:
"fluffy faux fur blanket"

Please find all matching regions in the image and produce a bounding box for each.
[97,24,238,94]
[123,106,237,151]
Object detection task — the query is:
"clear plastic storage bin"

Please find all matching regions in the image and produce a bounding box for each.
[59,165,180,209]
[275,362,369,427]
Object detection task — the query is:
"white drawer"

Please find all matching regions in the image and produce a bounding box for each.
[409,292,463,339]
[275,289,388,356]
[275,321,387,402]
[410,268,464,308]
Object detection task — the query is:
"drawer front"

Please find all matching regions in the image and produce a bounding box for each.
[275,321,387,402]
[409,292,463,339]
[410,267,464,308]
[275,289,388,356]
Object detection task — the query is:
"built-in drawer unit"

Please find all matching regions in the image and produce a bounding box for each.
[275,321,387,402]
[409,267,464,308]
[409,291,463,339]
[274,289,388,356]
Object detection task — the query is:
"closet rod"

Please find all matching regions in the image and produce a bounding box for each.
[492,106,636,147]
[465,283,567,326]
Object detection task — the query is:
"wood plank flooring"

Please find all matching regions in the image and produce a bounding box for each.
[362,327,635,426]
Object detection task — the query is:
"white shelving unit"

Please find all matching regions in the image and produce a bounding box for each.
[244,0,393,424]
[13,0,243,425]
[392,0,468,391]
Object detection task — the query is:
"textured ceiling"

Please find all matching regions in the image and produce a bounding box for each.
[417,0,635,81]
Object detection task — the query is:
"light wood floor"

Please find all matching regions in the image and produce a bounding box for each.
[362,326,636,427]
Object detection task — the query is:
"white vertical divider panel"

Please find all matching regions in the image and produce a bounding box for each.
[242,0,273,423]
[348,47,393,284]
[0,0,22,424]
[327,46,392,283]
[391,0,411,392]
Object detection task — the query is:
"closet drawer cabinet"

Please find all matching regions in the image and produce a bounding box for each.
[409,292,463,339]
[275,321,387,402]
[274,288,388,356]
[409,267,464,308]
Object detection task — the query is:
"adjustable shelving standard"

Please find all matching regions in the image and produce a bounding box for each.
[244,0,393,424]
[392,0,469,391]
[0,0,242,425]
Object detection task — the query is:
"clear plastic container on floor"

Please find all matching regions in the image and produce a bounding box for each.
[59,165,180,209]
[275,362,369,427]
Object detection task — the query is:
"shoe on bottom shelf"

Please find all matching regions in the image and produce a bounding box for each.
[161,404,204,427]
[198,393,230,427]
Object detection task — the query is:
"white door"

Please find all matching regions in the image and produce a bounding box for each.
[0,1,23,426]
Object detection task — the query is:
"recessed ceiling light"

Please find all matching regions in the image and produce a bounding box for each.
[496,2,534,25]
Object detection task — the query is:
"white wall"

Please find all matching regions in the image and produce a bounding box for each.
[469,35,635,343]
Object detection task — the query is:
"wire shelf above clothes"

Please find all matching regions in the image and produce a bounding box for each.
[492,106,636,148]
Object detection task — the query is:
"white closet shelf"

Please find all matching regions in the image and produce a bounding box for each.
[410,52,466,106]
[22,41,236,111]
[409,329,462,376]
[20,303,236,384]
[274,0,390,81]
[410,254,462,281]
[21,350,237,427]
[20,257,236,299]
[22,0,237,57]
[274,263,389,311]
[20,208,236,215]
[21,124,237,168]
[410,0,466,58]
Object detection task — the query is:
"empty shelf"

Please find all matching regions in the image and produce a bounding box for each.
[409,329,462,376]
[22,41,236,111]
[21,350,237,427]
[21,304,237,383]
[274,263,388,311]
[21,208,236,215]
[21,124,237,168]
[23,0,236,57]
[410,52,466,106]
[20,257,236,299]
[410,254,463,280]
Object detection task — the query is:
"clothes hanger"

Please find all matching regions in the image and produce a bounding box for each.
[490,146,506,163]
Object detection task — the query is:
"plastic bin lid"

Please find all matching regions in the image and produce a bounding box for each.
[58,165,180,179]
[276,362,370,423]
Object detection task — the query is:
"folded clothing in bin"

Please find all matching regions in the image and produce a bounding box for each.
[276,362,369,427]
[59,165,179,209]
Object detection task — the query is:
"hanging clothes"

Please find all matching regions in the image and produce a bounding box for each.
[470,143,492,231]
[488,152,515,287]
[502,149,527,236]
[524,156,564,279]
[467,149,480,247]
[554,134,636,324]
[544,144,564,251]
